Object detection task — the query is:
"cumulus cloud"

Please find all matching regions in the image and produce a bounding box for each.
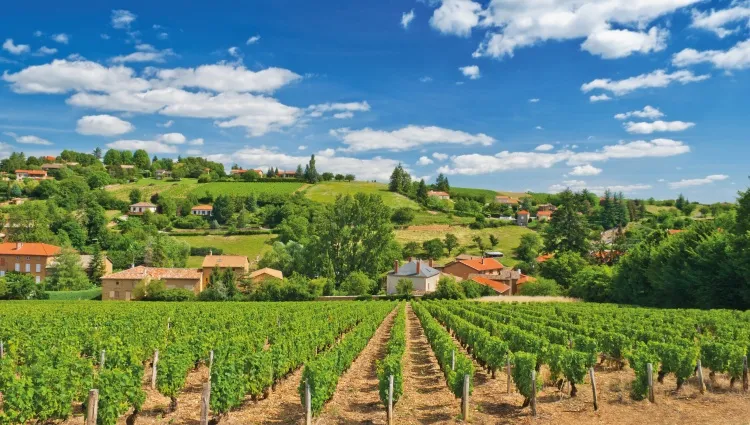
[589,94,611,102]
[111,10,137,29]
[298,145,307,150]
[580,27,668,59]
[3,59,150,94]
[417,156,434,165]
[690,5,750,38]
[2,39,30,55]
[4,132,53,145]
[569,164,602,176]
[33,46,58,56]
[158,120,174,128]
[154,64,301,93]
[535,144,554,151]
[333,112,354,119]
[188,138,204,146]
[158,132,187,144]
[529,98,540,103]
[246,35,261,45]
[107,139,177,153]
[52,33,69,44]
[582,69,709,96]
[401,9,416,29]
[76,114,134,136]
[432,152,449,161]
[668,174,729,189]
[624,120,695,134]
[673,39,750,70]
[206,147,403,181]
[549,180,651,194]
[111,46,176,64]
[459,65,480,79]
[331,125,495,152]
[308,101,370,118]
[430,0,483,37]
[419,76,433,83]
[615,105,664,120]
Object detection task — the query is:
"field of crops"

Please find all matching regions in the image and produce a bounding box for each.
[1,300,749,424]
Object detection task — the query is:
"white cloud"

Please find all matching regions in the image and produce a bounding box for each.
[430,0,483,37]
[535,126,543,130]
[52,33,69,44]
[417,156,434,165]
[76,114,134,136]
[308,101,370,119]
[569,164,602,176]
[4,132,53,145]
[615,105,664,120]
[580,27,668,59]
[529,98,540,103]
[470,0,699,60]
[402,9,417,29]
[3,39,30,55]
[158,120,174,128]
[228,46,241,59]
[582,69,709,96]
[154,64,301,93]
[188,138,204,146]
[100,34,110,40]
[535,144,554,151]
[331,125,495,152]
[157,32,169,40]
[157,133,187,144]
[317,148,336,157]
[690,6,750,38]
[107,140,177,154]
[419,76,433,83]
[668,174,729,189]
[333,112,354,119]
[673,39,750,70]
[549,180,651,194]
[432,152,448,161]
[33,31,43,37]
[207,147,403,181]
[33,46,58,56]
[298,145,307,150]
[589,94,611,102]
[3,59,150,94]
[459,65,480,79]
[111,10,137,29]
[111,48,175,64]
[624,120,695,134]
[246,35,261,45]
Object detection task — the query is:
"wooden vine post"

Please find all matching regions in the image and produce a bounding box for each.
[305,378,312,425]
[451,349,455,371]
[0,340,4,359]
[647,363,655,403]
[589,367,598,411]
[209,350,214,371]
[200,382,211,425]
[151,349,159,389]
[99,350,106,369]
[531,370,538,417]
[696,359,706,394]
[461,374,470,421]
[86,389,99,425]
[387,374,394,425]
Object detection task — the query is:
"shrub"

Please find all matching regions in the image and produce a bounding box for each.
[518,277,562,296]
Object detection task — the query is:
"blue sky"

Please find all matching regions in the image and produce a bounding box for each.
[1,0,749,202]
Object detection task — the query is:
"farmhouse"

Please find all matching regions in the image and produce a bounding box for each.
[40,163,65,171]
[154,169,172,179]
[0,242,61,283]
[516,210,530,226]
[537,203,557,212]
[129,202,157,215]
[101,266,203,301]
[428,190,450,200]
[470,270,534,295]
[278,170,297,178]
[249,267,283,282]
[536,210,552,221]
[15,169,48,180]
[191,205,213,216]
[386,259,440,295]
[201,255,250,286]
[442,257,504,280]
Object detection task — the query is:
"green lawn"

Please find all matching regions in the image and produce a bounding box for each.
[106,178,198,201]
[395,224,534,267]
[305,181,421,209]
[46,288,102,300]
[450,187,498,200]
[189,182,303,198]
[179,234,277,268]
[410,211,474,226]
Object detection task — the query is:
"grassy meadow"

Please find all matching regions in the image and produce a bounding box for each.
[304,181,420,209]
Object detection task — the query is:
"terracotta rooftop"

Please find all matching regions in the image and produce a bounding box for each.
[249,268,283,280]
[0,242,61,256]
[15,169,47,175]
[668,229,684,235]
[192,205,213,211]
[536,253,554,263]
[457,257,504,271]
[202,255,249,268]
[517,210,530,215]
[101,266,202,280]
[230,169,247,174]
[536,210,552,217]
[471,275,511,294]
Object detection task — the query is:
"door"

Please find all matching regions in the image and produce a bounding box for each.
[125,291,131,301]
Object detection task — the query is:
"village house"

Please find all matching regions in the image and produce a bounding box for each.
[201,255,250,286]
[442,257,504,280]
[101,266,203,301]
[129,202,158,215]
[154,169,172,179]
[40,163,65,171]
[536,210,552,221]
[516,210,530,226]
[43,155,56,162]
[191,205,213,216]
[386,259,441,295]
[470,270,534,295]
[537,203,557,212]
[231,168,264,178]
[249,267,283,282]
[427,190,450,200]
[495,195,519,206]
[536,253,554,263]
[278,170,297,178]
[0,242,61,283]
[48,254,114,276]
[15,169,48,180]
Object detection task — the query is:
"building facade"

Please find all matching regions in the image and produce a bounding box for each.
[0,242,61,283]
[191,205,213,216]
[15,169,48,180]
[442,257,504,280]
[201,255,250,286]
[427,191,450,200]
[129,202,158,215]
[101,266,203,300]
[386,259,441,295]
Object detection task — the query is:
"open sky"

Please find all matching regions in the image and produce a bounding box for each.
[1,0,748,202]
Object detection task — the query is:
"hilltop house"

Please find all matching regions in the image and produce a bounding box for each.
[15,169,48,180]
[201,255,250,286]
[386,259,441,295]
[191,205,213,216]
[154,169,172,179]
[516,210,530,226]
[249,268,283,282]
[129,202,157,215]
[40,163,65,171]
[537,203,557,212]
[101,266,203,300]
[442,257,504,280]
[428,191,450,200]
[0,242,61,283]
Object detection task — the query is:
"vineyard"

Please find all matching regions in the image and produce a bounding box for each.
[1,301,749,424]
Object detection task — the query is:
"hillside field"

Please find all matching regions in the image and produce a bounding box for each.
[179,234,277,268]
[304,181,420,208]
[106,179,304,201]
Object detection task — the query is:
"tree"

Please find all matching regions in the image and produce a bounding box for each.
[212,194,232,225]
[428,276,465,299]
[48,247,91,291]
[88,244,107,286]
[543,189,589,255]
[569,265,613,302]
[304,155,320,183]
[488,234,499,248]
[129,188,142,205]
[675,193,686,211]
[133,149,151,170]
[93,147,103,160]
[86,171,111,189]
[340,271,374,295]
[396,278,414,296]
[2,273,45,300]
[391,207,416,225]
[518,277,562,296]
[539,251,588,288]
[416,179,429,204]
[103,149,122,166]
[321,172,334,181]
[435,173,450,192]
[472,235,485,252]
[515,233,542,263]
[334,174,345,181]
[402,242,421,259]
[295,164,304,179]
[444,233,459,255]
[389,164,410,193]
[344,174,355,182]
[422,238,445,259]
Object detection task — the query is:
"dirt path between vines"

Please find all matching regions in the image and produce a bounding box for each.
[315,307,397,424]
[393,304,461,424]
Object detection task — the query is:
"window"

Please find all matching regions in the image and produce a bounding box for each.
[35,264,40,273]
[35,276,40,283]
[25,264,30,273]
[109,291,115,299]
[14,263,19,272]
[0,271,4,277]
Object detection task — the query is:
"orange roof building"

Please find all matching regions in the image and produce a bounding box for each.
[428,190,450,200]
[101,266,204,301]
[201,255,250,286]
[536,253,554,263]
[443,257,504,280]
[536,210,552,220]
[249,267,284,282]
[191,205,213,216]
[470,270,535,295]
[0,242,61,283]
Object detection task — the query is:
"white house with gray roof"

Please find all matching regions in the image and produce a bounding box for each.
[386,259,441,295]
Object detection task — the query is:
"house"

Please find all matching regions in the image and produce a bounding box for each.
[386,259,441,295]
[249,268,283,282]
[0,242,61,283]
[201,255,250,286]
[278,170,297,178]
[428,191,450,200]
[43,156,56,162]
[495,196,519,206]
[536,253,554,263]
[41,163,65,171]
[470,270,534,295]
[537,203,557,212]
[15,169,48,180]
[191,205,213,216]
[442,257,504,280]
[47,254,114,276]
[154,169,172,179]
[536,210,552,221]
[232,168,264,178]
[516,210,530,226]
[129,202,158,215]
[101,266,203,300]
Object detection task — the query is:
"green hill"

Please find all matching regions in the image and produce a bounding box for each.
[304,181,420,209]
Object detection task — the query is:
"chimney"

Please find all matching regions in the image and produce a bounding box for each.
[416,261,421,275]
[394,260,399,273]
[481,257,485,265]
[209,249,213,256]
[429,258,434,267]
[408,256,413,263]
[15,242,23,250]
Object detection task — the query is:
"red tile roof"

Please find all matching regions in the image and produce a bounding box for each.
[15,169,47,175]
[536,210,552,217]
[458,257,504,271]
[202,255,249,268]
[101,266,202,280]
[471,276,510,294]
[536,253,554,263]
[0,242,60,257]
[230,169,247,174]
[518,210,530,215]
[668,229,684,235]
[192,205,213,211]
